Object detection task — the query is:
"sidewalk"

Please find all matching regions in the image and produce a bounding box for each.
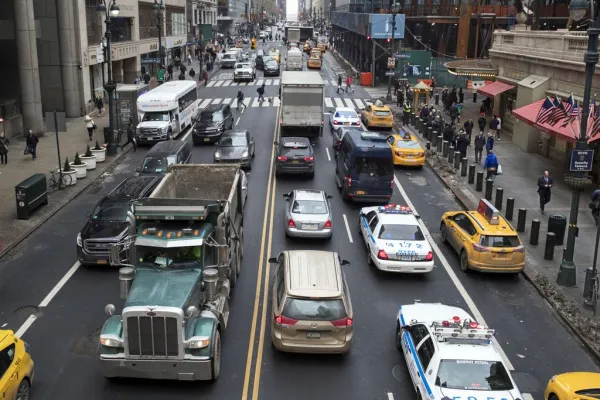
[388,98,600,357]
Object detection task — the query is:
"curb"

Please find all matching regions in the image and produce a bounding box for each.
[0,146,133,261]
[400,119,600,364]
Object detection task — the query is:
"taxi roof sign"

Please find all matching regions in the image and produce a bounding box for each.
[379,204,412,214]
[476,199,500,225]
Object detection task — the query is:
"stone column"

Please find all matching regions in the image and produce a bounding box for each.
[123,56,140,83]
[57,0,83,117]
[112,59,124,83]
[14,0,44,135]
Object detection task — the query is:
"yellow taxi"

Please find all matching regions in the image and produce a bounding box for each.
[0,329,34,399]
[386,132,425,167]
[251,37,256,49]
[303,40,313,53]
[545,372,600,400]
[310,48,322,59]
[235,39,243,48]
[269,48,280,63]
[360,101,394,129]
[307,56,321,69]
[440,199,525,274]
[318,42,327,53]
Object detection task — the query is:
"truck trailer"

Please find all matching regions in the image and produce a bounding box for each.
[279,71,325,140]
[99,164,244,382]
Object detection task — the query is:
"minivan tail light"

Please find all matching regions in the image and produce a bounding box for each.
[353,121,360,126]
[473,244,490,252]
[288,219,296,228]
[345,176,351,187]
[513,245,525,253]
[277,155,288,161]
[425,251,433,261]
[304,156,314,162]
[377,250,388,259]
[331,317,353,327]
[324,220,332,229]
[275,315,297,326]
[333,120,340,125]
[390,180,395,189]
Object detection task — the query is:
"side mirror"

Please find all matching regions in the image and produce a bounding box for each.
[105,304,116,316]
[186,305,200,318]
[282,193,290,199]
[136,168,140,172]
[268,257,278,263]
[326,194,333,199]
[341,260,350,267]
[401,325,411,331]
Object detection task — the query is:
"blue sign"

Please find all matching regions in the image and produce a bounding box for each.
[369,14,405,40]
[570,149,594,172]
[141,58,160,64]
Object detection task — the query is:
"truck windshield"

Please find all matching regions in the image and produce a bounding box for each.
[142,112,170,122]
[137,246,202,270]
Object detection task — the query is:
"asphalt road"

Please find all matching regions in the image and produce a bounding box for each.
[0,39,597,400]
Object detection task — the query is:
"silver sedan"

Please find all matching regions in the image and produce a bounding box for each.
[283,190,333,239]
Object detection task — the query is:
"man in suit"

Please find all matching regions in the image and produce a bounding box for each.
[537,170,553,214]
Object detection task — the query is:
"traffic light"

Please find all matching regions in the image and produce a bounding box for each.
[367,35,371,40]
[386,38,391,43]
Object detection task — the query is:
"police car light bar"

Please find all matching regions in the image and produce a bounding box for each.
[432,325,496,342]
[379,204,412,214]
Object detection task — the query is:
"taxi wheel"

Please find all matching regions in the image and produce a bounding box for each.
[548,395,558,400]
[440,224,448,244]
[16,379,30,400]
[460,250,471,273]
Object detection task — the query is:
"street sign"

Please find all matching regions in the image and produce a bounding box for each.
[385,71,395,76]
[569,149,594,172]
[158,69,165,82]
[395,53,411,59]
[387,57,395,68]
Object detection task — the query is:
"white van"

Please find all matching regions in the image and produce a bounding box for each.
[222,50,240,68]
[136,80,199,144]
[286,49,303,71]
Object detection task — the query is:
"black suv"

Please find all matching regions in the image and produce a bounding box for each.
[264,59,280,76]
[192,104,234,144]
[76,176,161,266]
[275,137,315,179]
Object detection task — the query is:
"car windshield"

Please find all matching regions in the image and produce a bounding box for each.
[219,136,247,147]
[223,54,235,59]
[378,224,425,240]
[374,110,391,117]
[334,110,357,119]
[480,235,521,248]
[266,61,278,67]
[137,246,202,270]
[282,298,347,321]
[142,157,170,173]
[281,142,309,156]
[91,202,130,221]
[263,56,274,63]
[200,111,223,122]
[395,140,421,149]
[436,360,514,391]
[236,63,251,69]
[292,199,327,214]
[355,157,393,177]
[142,112,169,122]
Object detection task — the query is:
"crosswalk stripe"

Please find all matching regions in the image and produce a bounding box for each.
[355,99,365,109]
[214,80,224,87]
[239,82,247,86]
[334,98,345,107]
[225,80,235,86]
[243,98,251,107]
[272,97,281,107]
[273,79,280,85]
[206,81,216,87]
[212,98,222,104]
[522,394,534,400]
[324,97,334,108]
[265,79,272,85]
[330,80,337,86]
[342,98,353,108]
[257,79,264,86]
[223,98,232,105]
[251,98,261,107]
[262,98,272,107]
[200,99,212,108]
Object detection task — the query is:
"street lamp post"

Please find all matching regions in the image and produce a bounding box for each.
[96,0,120,157]
[386,2,400,102]
[556,0,596,287]
[153,0,165,78]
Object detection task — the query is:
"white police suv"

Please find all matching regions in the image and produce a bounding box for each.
[396,303,524,400]
[358,204,434,273]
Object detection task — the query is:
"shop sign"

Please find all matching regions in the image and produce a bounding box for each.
[115,0,137,17]
[96,47,104,64]
[569,149,594,172]
[166,36,187,49]
[387,57,395,68]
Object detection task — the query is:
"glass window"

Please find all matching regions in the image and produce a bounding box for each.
[110,17,132,43]
[138,3,159,40]
[354,157,393,177]
[0,343,15,380]
[575,389,600,396]
[374,110,392,117]
[395,140,421,149]
[137,246,202,269]
[142,112,170,122]
[91,202,130,221]
[480,235,521,248]
[378,224,425,241]
[204,243,215,266]
[369,216,379,231]
[334,110,358,118]
[291,200,327,214]
[409,324,428,344]
[85,0,103,45]
[178,89,198,113]
[276,265,285,305]
[435,360,514,391]
[417,338,435,370]
[166,7,186,36]
[141,157,168,173]
[218,136,247,147]
[282,298,347,321]
[200,111,223,122]
[457,217,477,236]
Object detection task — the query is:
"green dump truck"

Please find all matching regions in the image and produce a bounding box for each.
[99,164,244,381]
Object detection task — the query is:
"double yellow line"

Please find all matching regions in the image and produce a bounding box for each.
[241,109,280,400]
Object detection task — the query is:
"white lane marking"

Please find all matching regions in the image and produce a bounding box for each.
[324,97,334,108]
[206,80,216,87]
[200,99,212,108]
[343,98,354,108]
[325,147,331,161]
[387,394,394,400]
[16,261,82,337]
[257,79,264,86]
[265,79,272,85]
[272,97,281,107]
[342,214,353,243]
[262,99,271,107]
[522,394,534,400]
[236,117,240,126]
[223,98,232,106]
[251,97,261,107]
[330,80,337,86]
[392,175,515,371]
[334,97,344,107]
[243,98,251,107]
[212,98,223,104]
[239,82,247,86]
[214,80,224,87]
[355,99,365,109]
[221,80,231,86]
[273,79,280,85]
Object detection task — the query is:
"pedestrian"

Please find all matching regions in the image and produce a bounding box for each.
[121,119,137,152]
[456,130,469,160]
[458,87,464,104]
[396,89,404,108]
[337,74,342,94]
[188,53,193,65]
[96,97,104,116]
[463,118,474,142]
[474,131,485,164]
[441,87,448,106]
[537,170,553,214]
[0,132,9,165]
[237,89,245,110]
[443,122,454,145]
[394,79,400,96]
[180,63,187,75]
[402,102,411,126]
[456,102,463,124]
[202,70,208,86]
[25,130,38,160]
[167,64,173,80]
[449,103,458,124]
[257,83,266,102]
[483,149,498,182]
[189,68,196,78]
[85,115,96,141]
[143,71,151,84]
[591,188,600,225]
[494,115,502,140]
[477,112,487,133]
[345,75,353,93]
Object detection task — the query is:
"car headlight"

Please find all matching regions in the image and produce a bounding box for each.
[99,334,122,348]
[214,151,220,159]
[186,336,210,349]
[77,232,82,247]
[161,126,168,133]
[242,150,249,158]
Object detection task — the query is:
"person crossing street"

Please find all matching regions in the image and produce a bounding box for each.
[237,89,246,110]
[257,83,266,103]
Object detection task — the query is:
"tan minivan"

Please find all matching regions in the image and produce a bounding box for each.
[268,250,354,354]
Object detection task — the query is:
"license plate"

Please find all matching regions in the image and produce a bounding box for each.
[292,160,300,164]
[303,223,319,230]
[306,332,321,339]
[356,190,365,195]
[204,138,210,142]
[400,255,412,261]
[344,122,350,125]
[97,260,107,265]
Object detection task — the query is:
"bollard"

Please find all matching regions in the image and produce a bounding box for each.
[419,119,425,135]
[494,188,503,210]
[432,132,439,147]
[517,208,527,232]
[427,127,433,141]
[442,141,449,157]
[453,151,461,169]
[448,146,455,163]
[426,141,431,150]
[437,136,443,152]
[468,164,476,183]
[505,197,515,221]
[461,158,468,176]
[485,179,493,201]
[435,93,439,105]
[475,171,484,191]
[411,112,416,126]
[544,232,556,260]
[530,219,540,245]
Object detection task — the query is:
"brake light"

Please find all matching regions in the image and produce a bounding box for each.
[513,245,525,253]
[321,120,324,126]
[345,176,351,187]
[324,219,332,229]
[390,180,395,189]
[453,316,461,323]
[279,119,283,124]
[331,317,353,327]
[288,219,296,228]
[333,120,340,125]
[442,321,450,327]
[304,156,314,162]
[377,250,388,259]
[275,315,298,326]
[417,152,425,157]
[277,155,288,161]
[353,121,360,126]
[473,243,491,252]
[425,251,433,261]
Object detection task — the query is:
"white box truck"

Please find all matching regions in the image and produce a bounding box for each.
[278,71,325,141]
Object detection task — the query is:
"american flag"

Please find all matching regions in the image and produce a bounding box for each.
[535,97,556,125]
[561,97,578,127]
[589,98,600,139]
[549,97,568,126]
[564,94,575,115]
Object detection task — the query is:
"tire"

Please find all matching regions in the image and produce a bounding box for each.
[440,223,448,244]
[16,379,30,400]
[342,187,350,201]
[367,247,373,265]
[307,171,314,179]
[238,227,244,261]
[210,329,222,381]
[395,323,402,350]
[460,250,470,273]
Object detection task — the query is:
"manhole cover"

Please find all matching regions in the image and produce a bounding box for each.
[392,363,412,385]
[13,306,41,320]
[70,327,101,356]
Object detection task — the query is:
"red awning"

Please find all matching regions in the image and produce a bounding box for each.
[511,99,599,143]
[477,81,515,97]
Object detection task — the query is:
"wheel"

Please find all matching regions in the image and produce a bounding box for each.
[357,217,362,233]
[238,227,244,261]
[246,163,252,171]
[440,224,448,244]
[460,250,470,273]
[395,323,402,350]
[367,247,373,265]
[342,186,350,201]
[548,395,558,400]
[210,329,221,381]
[16,379,30,400]
[307,171,314,179]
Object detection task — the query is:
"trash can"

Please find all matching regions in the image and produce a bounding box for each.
[15,174,48,220]
[548,214,567,246]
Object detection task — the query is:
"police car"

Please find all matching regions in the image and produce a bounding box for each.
[358,204,434,273]
[396,303,524,400]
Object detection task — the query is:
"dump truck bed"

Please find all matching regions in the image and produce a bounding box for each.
[152,164,239,201]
